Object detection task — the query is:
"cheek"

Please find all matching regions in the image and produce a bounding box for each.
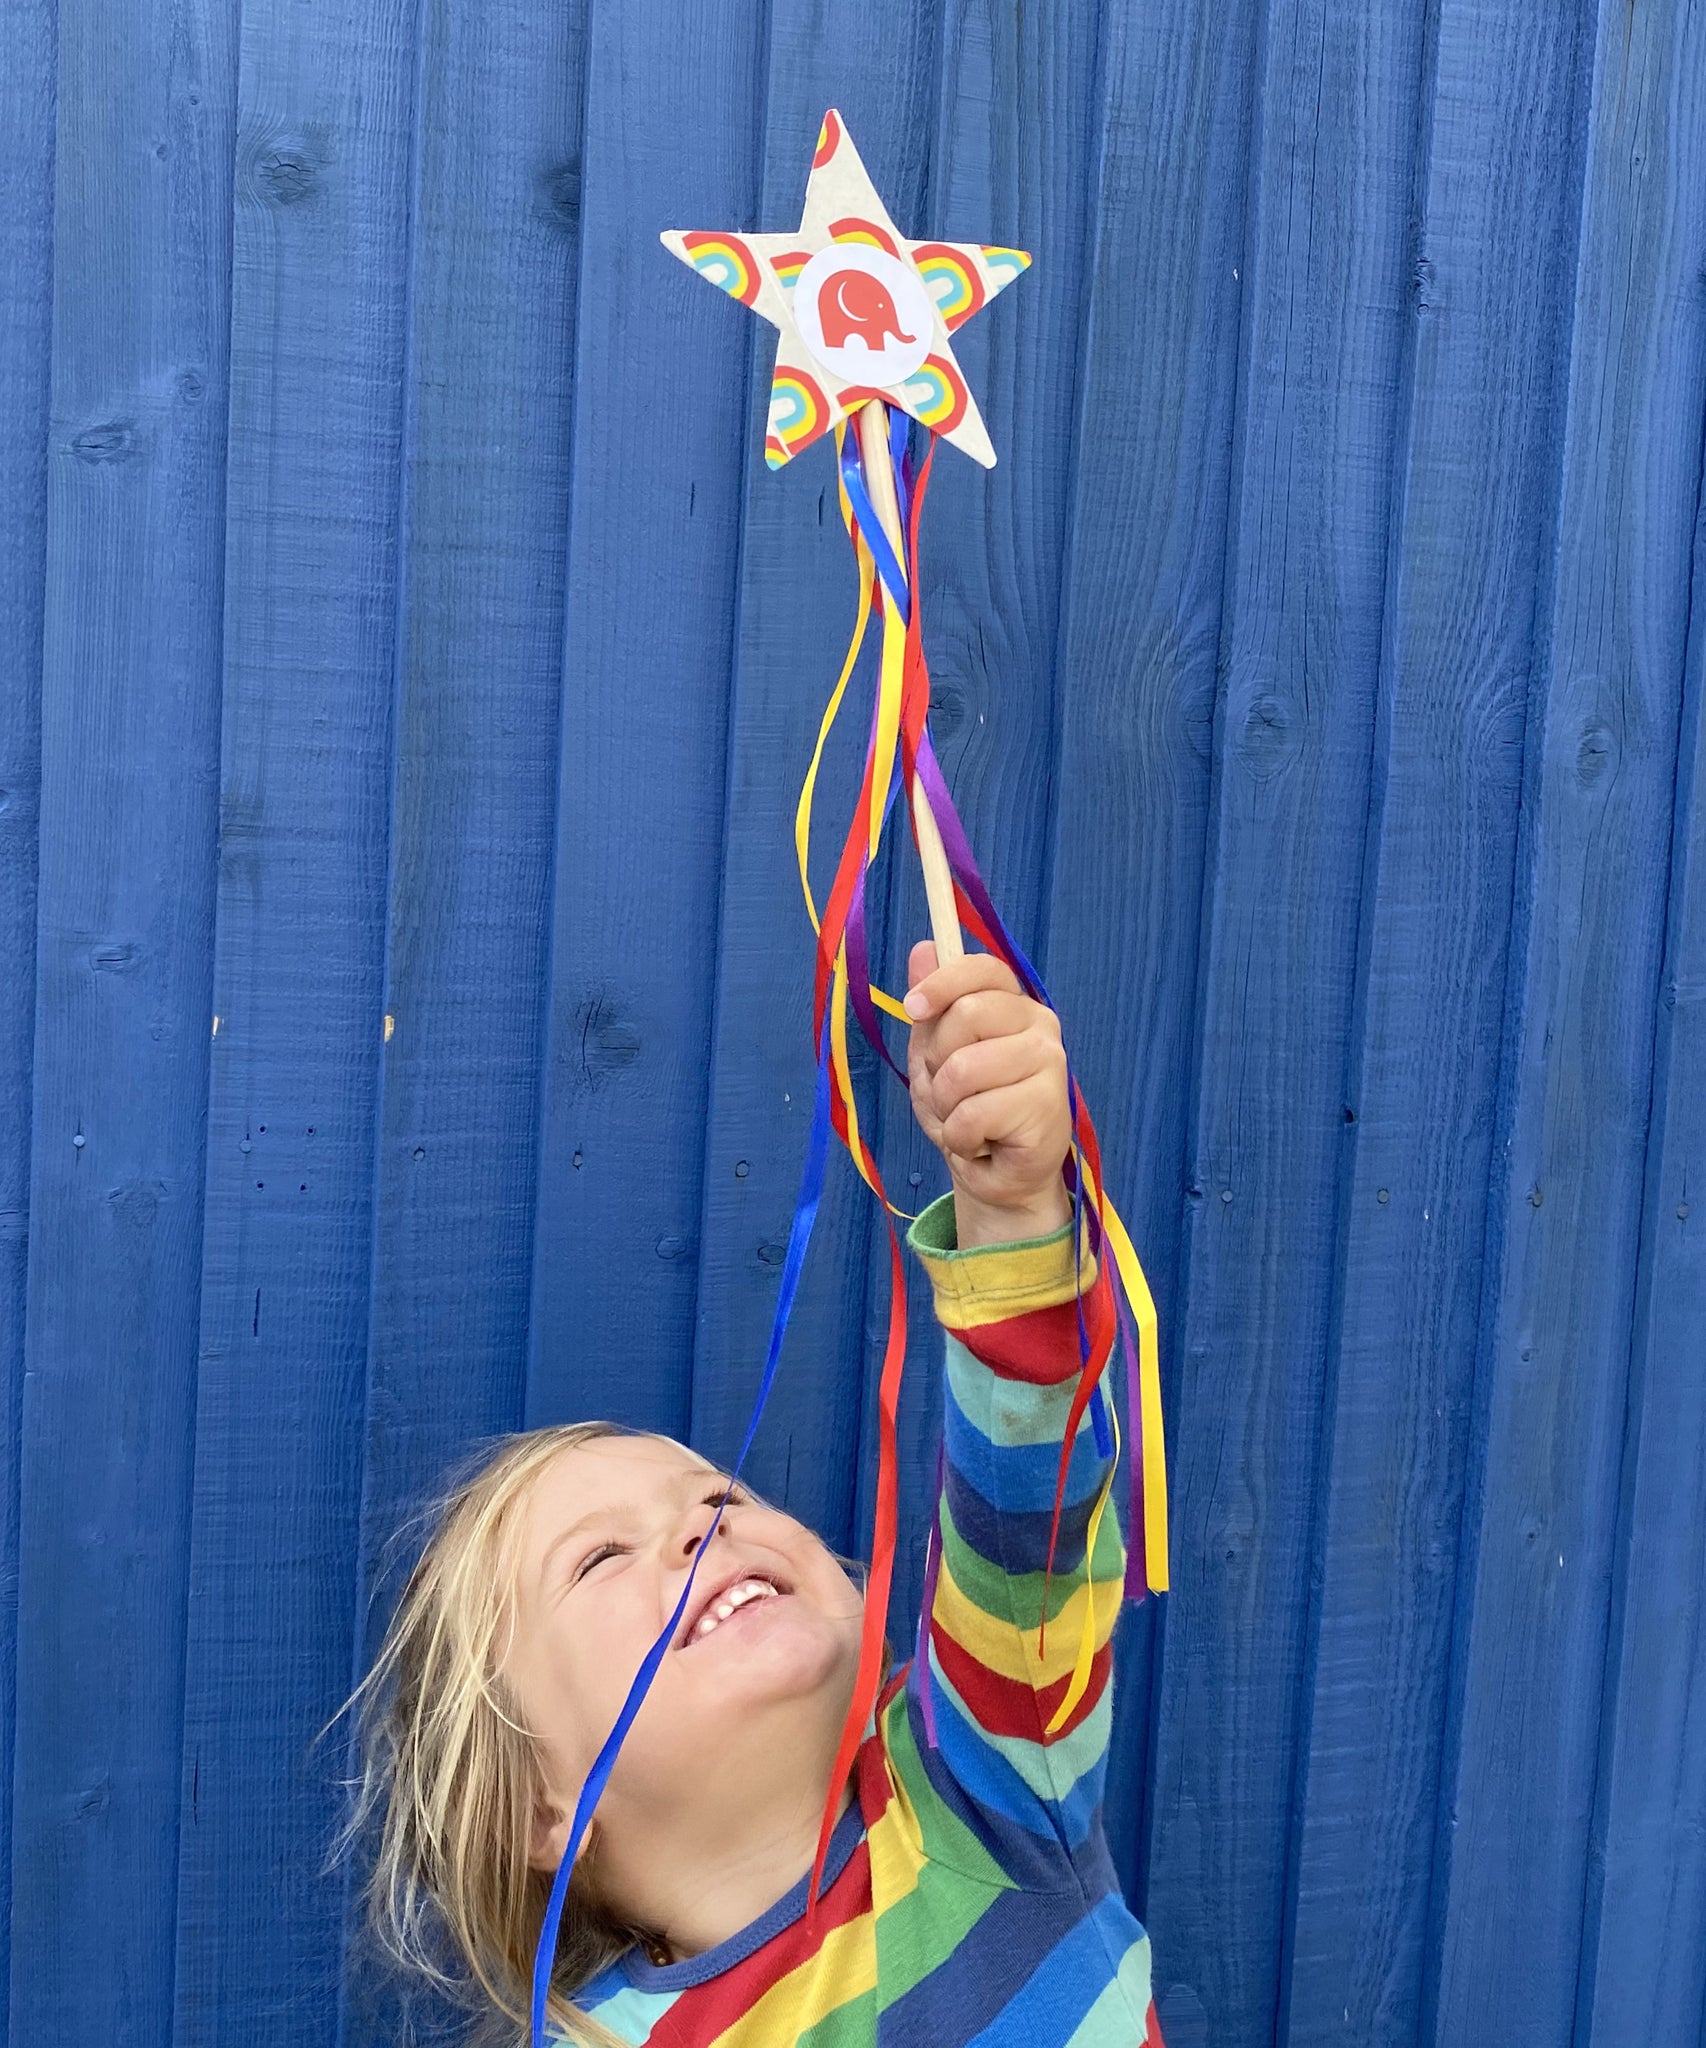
[522,1576,663,1762]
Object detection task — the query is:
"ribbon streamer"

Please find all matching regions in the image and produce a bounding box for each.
[792,403,1169,1902]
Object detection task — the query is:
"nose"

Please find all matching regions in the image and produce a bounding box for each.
[672,1493,728,1564]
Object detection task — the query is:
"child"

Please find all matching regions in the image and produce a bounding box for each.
[352,944,1165,2046]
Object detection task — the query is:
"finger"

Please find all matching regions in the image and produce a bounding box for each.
[939,1076,1069,1164]
[907,940,939,991]
[902,950,1021,1021]
[923,989,1058,1072]
[928,1029,1064,1123]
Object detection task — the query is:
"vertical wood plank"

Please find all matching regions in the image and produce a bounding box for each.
[1279,3,1604,2037]
[1041,0,1262,1917]
[7,0,234,2035]
[526,0,766,1442]
[685,13,941,1548]
[1426,4,1706,2039]
[169,4,416,2034]
[1135,5,1427,2040]
[1577,472,1706,2043]
[336,2,590,2034]
[0,0,57,2016]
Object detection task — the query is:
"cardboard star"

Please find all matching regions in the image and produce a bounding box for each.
[663,108,1030,470]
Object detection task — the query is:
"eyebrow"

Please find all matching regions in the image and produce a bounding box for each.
[534,1463,735,1593]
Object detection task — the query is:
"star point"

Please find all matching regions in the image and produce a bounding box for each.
[662,108,1030,470]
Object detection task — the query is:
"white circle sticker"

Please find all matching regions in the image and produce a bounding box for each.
[793,244,934,388]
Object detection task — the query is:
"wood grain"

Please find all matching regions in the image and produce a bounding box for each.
[334,3,590,2040]
[169,0,416,2033]
[1281,1,1604,2037]
[527,0,764,1443]
[1576,386,1706,2041]
[9,0,234,2034]
[1426,3,1706,2039]
[1041,1,1263,1930]
[0,1,58,2031]
[1134,6,1427,2040]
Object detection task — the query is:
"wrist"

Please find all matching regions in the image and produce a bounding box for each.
[950,1180,1073,1250]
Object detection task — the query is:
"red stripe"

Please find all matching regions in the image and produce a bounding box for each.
[941,1252,1114,1385]
[930,1621,1111,1743]
[1146,2001,1166,2045]
[942,1292,1113,1390]
[651,1834,873,2044]
[856,1712,900,1822]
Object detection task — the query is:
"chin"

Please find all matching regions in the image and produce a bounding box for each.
[683,1597,859,1712]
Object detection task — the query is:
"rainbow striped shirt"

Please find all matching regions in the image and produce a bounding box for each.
[575,1196,1164,2047]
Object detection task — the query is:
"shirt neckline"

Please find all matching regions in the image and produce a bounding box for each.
[618,1800,867,1992]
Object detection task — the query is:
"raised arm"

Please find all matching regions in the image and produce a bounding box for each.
[895,945,1124,1860]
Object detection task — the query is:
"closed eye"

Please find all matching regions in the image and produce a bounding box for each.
[572,1485,747,1584]
[572,1541,627,1583]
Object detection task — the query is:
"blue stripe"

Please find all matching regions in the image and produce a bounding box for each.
[573,1975,679,2043]
[877,1881,1087,2043]
[943,1460,1103,1578]
[922,1650,1107,1853]
[964,1891,1148,2047]
[945,1393,1110,1518]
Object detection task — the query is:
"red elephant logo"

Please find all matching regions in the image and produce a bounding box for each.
[816,267,917,351]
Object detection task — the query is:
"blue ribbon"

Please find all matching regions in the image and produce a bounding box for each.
[529,1030,837,2045]
[839,427,910,623]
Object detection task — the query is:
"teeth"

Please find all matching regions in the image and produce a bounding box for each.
[690,1578,779,1642]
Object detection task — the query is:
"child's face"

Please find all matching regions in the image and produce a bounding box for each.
[504,1434,864,1863]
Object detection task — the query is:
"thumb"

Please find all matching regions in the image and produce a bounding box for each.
[908,939,939,991]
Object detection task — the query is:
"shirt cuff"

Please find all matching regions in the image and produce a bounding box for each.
[905,1190,1100,1331]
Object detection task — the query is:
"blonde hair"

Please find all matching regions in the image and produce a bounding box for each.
[343,1422,663,2047]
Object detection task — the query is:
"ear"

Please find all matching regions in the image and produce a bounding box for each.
[528,1794,588,1875]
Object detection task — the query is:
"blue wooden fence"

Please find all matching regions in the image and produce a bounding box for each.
[1,1,1702,2043]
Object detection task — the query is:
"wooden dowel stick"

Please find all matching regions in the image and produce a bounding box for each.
[855,398,964,968]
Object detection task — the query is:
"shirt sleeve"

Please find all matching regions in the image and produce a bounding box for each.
[901,1191,1125,1864]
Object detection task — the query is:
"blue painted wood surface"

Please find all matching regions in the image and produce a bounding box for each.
[0,6,1701,2044]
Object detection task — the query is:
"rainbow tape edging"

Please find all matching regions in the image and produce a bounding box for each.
[911,242,987,331]
[830,215,900,258]
[979,244,1032,291]
[766,367,830,469]
[814,109,843,167]
[900,355,968,435]
[680,229,761,306]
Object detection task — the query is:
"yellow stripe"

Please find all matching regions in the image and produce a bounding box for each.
[913,1236,1101,1330]
[705,1909,877,2048]
[932,1546,1122,1686]
[866,1782,927,1909]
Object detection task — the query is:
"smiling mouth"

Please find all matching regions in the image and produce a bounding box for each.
[680,1574,789,1648]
